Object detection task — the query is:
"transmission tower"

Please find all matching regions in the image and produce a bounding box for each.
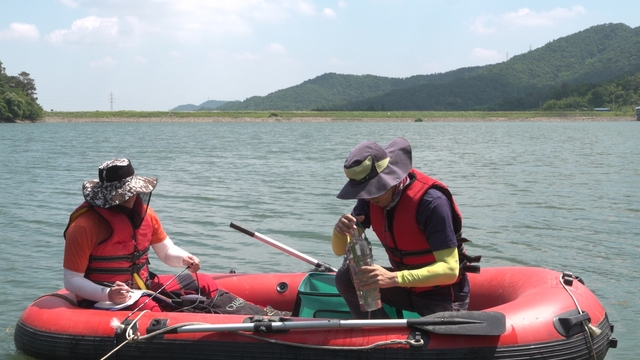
[109,92,114,111]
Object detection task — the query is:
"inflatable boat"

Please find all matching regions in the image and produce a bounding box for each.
[15,266,617,360]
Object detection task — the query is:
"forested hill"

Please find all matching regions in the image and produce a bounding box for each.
[216,67,482,111]
[172,99,227,111]
[213,23,640,112]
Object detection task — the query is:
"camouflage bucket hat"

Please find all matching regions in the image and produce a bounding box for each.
[82,158,157,208]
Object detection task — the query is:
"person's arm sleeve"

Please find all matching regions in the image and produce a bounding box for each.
[331,199,370,256]
[152,236,191,267]
[396,247,460,287]
[331,229,349,256]
[396,188,460,287]
[63,269,110,302]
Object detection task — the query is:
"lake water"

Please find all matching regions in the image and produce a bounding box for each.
[1,120,638,359]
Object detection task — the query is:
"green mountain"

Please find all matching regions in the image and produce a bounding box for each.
[172,99,227,111]
[216,67,481,111]
[336,23,640,111]
[208,23,640,112]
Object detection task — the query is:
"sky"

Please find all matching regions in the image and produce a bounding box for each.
[1,1,639,112]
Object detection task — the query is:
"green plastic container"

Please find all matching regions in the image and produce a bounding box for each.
[296,273,352,319]
[296,272,421,319]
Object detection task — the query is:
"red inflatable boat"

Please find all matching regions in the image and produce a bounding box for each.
[15,266,617,360]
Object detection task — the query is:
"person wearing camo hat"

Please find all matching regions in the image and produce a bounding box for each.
[63,158,290,315]
[331,138,479,319]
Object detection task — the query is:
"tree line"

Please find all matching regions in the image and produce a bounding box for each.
[0,60,43,121]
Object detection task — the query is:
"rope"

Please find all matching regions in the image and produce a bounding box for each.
[558,274,599,360]
[99,310,149,360]
[233,331,424,350]
[121,266,190,323]
[103,319,423,353]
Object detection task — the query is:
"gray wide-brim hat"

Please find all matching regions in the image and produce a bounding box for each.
[337,137,412,200]
[82,158,157,208]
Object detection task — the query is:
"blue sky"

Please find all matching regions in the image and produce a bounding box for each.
[1,0,639,111]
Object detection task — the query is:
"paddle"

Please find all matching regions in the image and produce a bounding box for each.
[230,222,338,272]
[168,311,506,336]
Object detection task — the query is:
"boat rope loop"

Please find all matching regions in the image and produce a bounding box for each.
[100,310,150,360]
[559,272,599,360]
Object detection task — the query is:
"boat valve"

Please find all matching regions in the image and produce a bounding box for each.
[276,282,289,293]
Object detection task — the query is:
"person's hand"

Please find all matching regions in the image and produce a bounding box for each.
[334,214,365,236]
[353,264,399,289]
[107,281,132,304]
[183,255,200,273]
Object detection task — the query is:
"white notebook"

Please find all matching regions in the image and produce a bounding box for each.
[94,289,144,310]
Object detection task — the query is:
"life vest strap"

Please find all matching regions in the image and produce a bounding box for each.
[88,246,150,263]
[382,245,434,260]
[85,262,149,276]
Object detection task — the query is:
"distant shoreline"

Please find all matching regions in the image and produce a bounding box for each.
[28,115,637,123]
[4,110,636,123]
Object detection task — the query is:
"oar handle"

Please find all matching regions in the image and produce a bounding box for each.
[230,222,255,237]
[230,222,337,272]
[174,319,408,333]
[168,311,506,336]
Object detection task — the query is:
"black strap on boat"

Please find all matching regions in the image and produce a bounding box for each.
[242,315,291,334]
[554,309,592,337]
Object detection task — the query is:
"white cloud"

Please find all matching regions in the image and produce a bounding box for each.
[338,1,348,9]
[116,0,298,41]
[266,42,287,54]
[294,1,317,16]
[504,6,586,27]
[470,6,587,34]
[89,56,117,67]
[41,1,335,46]
[471,47,503,62]
[0,23,40,42]
[322,8,337,19]
[46,16,119,45]
[469,16,497,35]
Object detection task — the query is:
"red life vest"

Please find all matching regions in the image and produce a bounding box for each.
[370,169,463,292]
[64,201,151,288]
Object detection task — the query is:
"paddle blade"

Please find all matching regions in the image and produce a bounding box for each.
[407,311,506,336]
